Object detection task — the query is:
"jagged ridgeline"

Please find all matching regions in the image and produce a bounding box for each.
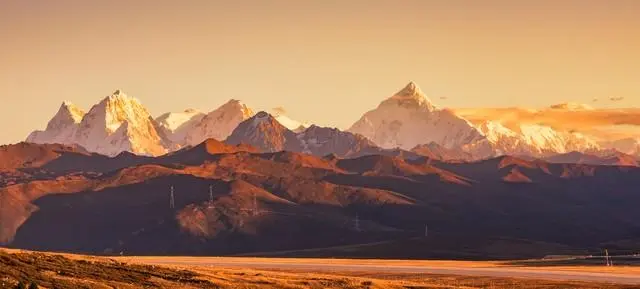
[26,83,639,162]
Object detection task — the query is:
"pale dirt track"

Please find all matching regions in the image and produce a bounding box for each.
[122,257,640,285]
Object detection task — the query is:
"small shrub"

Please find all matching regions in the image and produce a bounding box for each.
[14,281,26,289]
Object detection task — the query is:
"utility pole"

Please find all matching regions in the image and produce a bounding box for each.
[253,193,258,216]
[605,249,611,266]
[169,186,175,209]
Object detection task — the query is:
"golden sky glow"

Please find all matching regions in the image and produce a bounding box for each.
[0,0,639,144]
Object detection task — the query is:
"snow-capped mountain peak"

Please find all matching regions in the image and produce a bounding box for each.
[88,90,150,134]
[156,109,204,132]
[221,99,253,116]
[46,101,86,131]
[155,109,205,146]
[183,99,255,146]
[28,89,169,156]
[382,81,435,111]
[27,101,86,145]
[226,111,299,152]
[72,90,168,156]
[349,81,491,158]
[269,107,310,132]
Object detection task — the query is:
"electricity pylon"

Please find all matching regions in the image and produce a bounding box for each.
[169,186,175,209]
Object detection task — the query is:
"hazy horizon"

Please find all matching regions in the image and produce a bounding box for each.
[2,0,639,144]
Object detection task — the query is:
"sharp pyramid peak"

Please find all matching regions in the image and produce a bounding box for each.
[95,89,145,110]
[61,100,74,107]
[55,101,85,119]
[385,81,435,110]
[394,81,426,98]
[216,99,254,118]
[103,89,137,101]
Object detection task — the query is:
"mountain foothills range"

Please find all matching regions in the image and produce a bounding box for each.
[1,140,640,258]
[25,82,640,163]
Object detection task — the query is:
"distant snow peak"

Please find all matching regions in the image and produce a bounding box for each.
[226,110,298,153]
[47,102,85,130]
[222,99,254,118]
[27,101,87,146]
[384,81,435,111]
[396,81,422,98]
[182,99,255,146]
[27,89,169,157]
[349,81,490,158]
[73,89,168,156]
[156,109,203,132]
[155,109,205,146]
[268,107,311,132]
[477,120,600,157]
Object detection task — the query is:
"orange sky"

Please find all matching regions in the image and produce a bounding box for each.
[1,0,639,144]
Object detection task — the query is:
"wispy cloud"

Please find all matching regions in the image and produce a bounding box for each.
[453,105,640,140]
[271,106,287,115]
[610,96,625,102]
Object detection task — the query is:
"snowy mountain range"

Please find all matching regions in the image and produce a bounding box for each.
[477,121,599,157]
[25,83,639,161]
[29,90,168,156]
[226,112,421,159]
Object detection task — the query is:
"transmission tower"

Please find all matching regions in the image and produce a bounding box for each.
[169,186,175,209]
[354,213,361,232]
[425,224,428,237]
[253,193,258,216]
[209,185,214,203]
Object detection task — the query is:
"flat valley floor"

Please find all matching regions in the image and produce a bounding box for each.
[2,249,640,289]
